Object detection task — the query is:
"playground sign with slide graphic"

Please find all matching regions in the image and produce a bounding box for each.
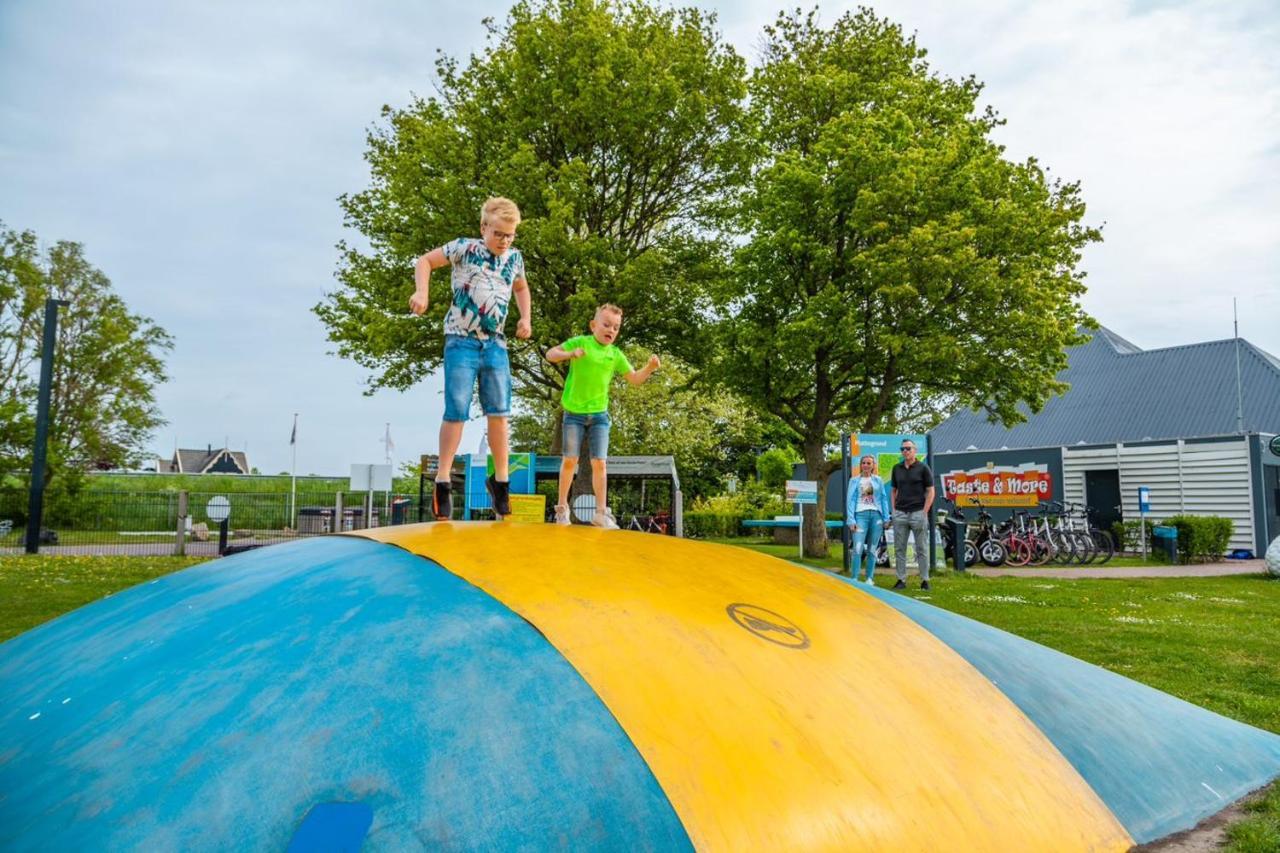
[846,433,930,480]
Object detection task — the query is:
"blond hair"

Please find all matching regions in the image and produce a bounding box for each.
[480,197,521,228]
[596,303,624,319]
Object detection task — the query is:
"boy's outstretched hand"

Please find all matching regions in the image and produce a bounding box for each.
[515,318,532,339]
[646,354,661,371]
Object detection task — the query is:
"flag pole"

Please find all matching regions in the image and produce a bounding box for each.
[290,413,298,529]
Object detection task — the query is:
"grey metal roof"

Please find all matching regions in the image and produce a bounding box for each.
[932,327,1280,452]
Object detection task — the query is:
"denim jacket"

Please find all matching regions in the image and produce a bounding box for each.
[846,474,892,522]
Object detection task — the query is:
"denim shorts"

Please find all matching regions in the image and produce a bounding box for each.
[443,334,511,421]
[562,411,611,460]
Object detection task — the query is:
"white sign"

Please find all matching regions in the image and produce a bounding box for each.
[785,480,819,505]
[206,496,231,523]
[350,463,393,492]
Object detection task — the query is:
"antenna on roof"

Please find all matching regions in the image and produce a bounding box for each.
[1234,298,1245,434]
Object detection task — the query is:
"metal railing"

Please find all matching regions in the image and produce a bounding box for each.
[0,490,422,557]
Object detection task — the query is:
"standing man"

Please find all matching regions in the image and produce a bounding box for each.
[890,439,935,590]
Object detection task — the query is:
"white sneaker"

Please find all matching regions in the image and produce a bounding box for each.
[592,508,619,529]
[554,504,571,525]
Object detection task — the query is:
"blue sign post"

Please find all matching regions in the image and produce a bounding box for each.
[786,479,819,559]
[1138,486,1151,560]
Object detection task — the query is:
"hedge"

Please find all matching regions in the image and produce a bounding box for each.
[1161,515,1236,564]
[683,511,745,539]
[1112,519,1160,552]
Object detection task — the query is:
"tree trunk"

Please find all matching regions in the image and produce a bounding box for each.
[549,412,564,457]
[801,440,830,559]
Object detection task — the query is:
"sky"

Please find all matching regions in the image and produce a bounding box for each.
[2,0,1277,476]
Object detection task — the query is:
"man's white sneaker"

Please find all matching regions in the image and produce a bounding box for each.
[554,504,571,525]
[592,508,620,529]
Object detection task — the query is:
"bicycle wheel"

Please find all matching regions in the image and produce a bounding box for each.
[1028,535,1053,567]
[979,538,1008,566]
[1051,530,1075,563]
[1073,531,1097,564]
[1004,537,1032,567]
[1090,528,1115,564]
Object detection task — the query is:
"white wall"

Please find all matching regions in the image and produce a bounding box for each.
[1063,437,1254,551]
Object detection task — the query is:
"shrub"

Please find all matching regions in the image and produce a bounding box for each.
[1113,519,1162,552]
[683,511,744,538]
[686,480,793,538]
[1161,515,1236,563]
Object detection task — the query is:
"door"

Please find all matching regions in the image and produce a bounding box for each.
[1084,470,1122,531]
[1266,466,1280,548]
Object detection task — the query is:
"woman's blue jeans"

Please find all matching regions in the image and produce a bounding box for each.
[851,509,884,580]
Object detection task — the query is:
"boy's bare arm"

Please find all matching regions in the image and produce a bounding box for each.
[409,248,449,315]
[546,344,586,364]
[513,277,532,339]
[625,354,661,385]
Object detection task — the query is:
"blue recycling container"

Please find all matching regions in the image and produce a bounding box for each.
[1152,525,1178,562]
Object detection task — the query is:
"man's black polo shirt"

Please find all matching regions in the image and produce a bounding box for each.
[891,460,933,512]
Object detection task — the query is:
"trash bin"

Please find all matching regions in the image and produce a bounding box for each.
[297,507,333,534]
[1152,525,1177,562]
[945,517,968,570]
[391,498,411,525]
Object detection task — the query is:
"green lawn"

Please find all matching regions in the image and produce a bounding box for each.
[0,554,207,642]
[1228,783,1280,852]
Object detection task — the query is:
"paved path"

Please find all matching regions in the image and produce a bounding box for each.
[968,559,1266,579]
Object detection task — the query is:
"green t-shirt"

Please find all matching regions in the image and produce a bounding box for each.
[560,335,633,414]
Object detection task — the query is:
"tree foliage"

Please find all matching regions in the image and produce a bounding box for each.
[712,9,1100,555]
[511,350,770,499]
[0,223,172,484]
[755,446,800,491]
[316,0,747,414]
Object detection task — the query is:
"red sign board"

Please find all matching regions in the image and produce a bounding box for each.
[940,463,1053,507]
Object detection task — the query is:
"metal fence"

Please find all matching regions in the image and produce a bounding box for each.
[0,490,422,557]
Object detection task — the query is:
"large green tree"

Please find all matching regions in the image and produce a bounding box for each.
[317,0,747,445]
[0,224,172,486]
[713,9,1100,556]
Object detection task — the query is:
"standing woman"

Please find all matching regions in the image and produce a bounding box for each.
[847,455,891,584]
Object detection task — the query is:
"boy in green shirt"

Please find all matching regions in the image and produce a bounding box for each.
[546,304,660,527]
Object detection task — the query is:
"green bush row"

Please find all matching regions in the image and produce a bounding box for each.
[683,511,746,538]
[1161,514,1235,563]
[1110,515,1235,562]
[1111,519,1157,551]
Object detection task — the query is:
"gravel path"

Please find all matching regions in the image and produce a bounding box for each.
[967,559,1265,579]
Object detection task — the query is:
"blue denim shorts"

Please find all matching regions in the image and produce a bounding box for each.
[443,334,511,421]
[562,411,611,460]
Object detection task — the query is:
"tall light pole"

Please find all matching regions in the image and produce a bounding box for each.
[26,298,70,553]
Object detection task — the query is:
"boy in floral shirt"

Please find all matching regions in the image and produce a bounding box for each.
[409,197,531,519]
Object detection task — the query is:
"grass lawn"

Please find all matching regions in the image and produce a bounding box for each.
[0,554,207,643]
[1228,783,1280,852]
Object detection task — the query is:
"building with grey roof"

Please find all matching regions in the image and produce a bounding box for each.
[930,327,1280,556]
[156,445,250,475]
